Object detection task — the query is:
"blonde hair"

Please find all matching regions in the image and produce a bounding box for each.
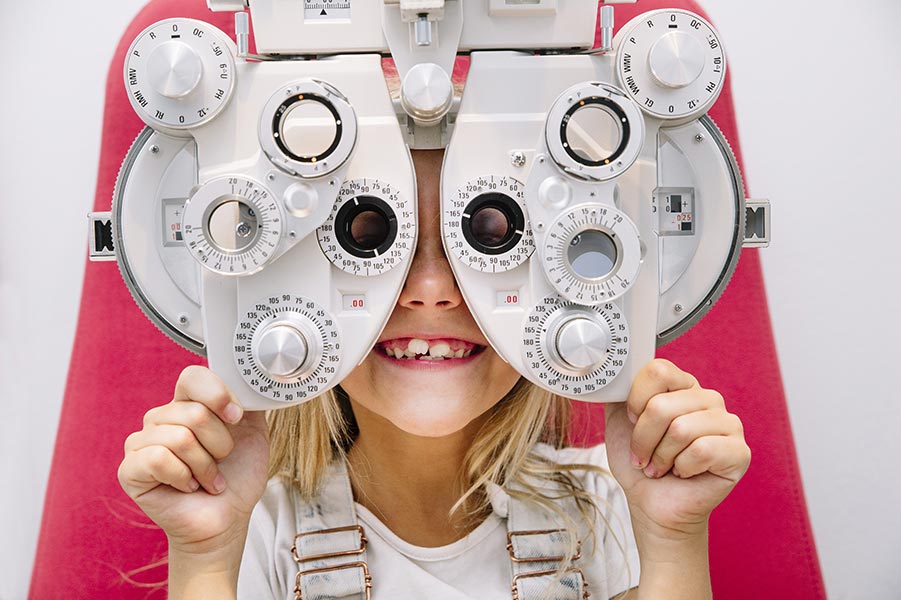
[267,378,631,592]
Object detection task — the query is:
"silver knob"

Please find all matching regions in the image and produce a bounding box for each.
[254,323,309,379]
[554,317,611,372]
[599,6,615,53]
[146,41,203,99]
[235,12,250,57]
[648,31,706,89]
[400,63,454,125]
[415,15,432,46]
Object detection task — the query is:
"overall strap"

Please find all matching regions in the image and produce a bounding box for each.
[500,483,590,600]
[289,459,371,600]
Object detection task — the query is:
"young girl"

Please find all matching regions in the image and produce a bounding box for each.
[118,149,751,599]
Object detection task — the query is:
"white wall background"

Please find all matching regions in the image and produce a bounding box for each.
[1,1,899,598]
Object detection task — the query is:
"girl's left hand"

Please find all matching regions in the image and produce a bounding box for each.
[604,359,752,540]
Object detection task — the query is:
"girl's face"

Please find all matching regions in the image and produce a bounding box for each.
[339,150,522,437]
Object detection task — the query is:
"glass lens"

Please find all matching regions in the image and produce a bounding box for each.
[565,105,622,163]
[281,99,338,160]
[207,200,257,252]
[568,229,617,279]
[349,209,390,250]
[470,206,512,248]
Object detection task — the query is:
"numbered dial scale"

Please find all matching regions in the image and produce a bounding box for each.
[125,18,236,131]
[304,0,353,20]
[182,176,283,276]
[541,204,641,306]
[443,176,535,273]
[317,178,415,276]
[617,10,725,120]
[522,296,630,396]
[235,295,340,403]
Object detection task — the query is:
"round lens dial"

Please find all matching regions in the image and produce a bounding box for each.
[317,179,415,276]
[545,83,645,182]
[522,295,630,396]
[182,176,283,276]
[444,176,535,273]
[235,294,340,404]
[260,80,357,179]
[617,9,726,120]
[124,18,235,131]
[541,204,641,305]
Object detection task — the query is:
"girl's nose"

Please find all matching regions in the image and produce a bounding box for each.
[397,221,463,310]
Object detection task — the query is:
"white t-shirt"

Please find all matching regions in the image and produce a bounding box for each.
[238,443,640,599]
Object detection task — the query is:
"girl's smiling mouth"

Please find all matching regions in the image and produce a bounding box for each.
[375,337,487,361]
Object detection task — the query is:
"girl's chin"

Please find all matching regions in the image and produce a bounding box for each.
[379,400,490,437]
[348,382,499,437]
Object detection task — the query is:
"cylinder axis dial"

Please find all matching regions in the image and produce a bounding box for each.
[235,295,340,403]
[522,295,630,397]
[541,204,641,306]
[444,176,535,273]
[617,10,725,120]
[545,83,645,182]
[125,18,235,131]
[182,176,283,275]
[317,179,415,276]
[259,80,357,179]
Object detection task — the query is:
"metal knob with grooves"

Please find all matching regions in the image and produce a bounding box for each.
[554,317,611,372]
[648,31,706,89]
[400,63,454,125]
[147,42,204,99]
[254,322,310,379]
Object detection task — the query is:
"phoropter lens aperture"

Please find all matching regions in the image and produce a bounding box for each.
[207,199,259,253]
[470,206,512,248]
[334,196,398,259]
[273,94,342,164]
[567,229,618,280]
[350,209,390,251]
[461,192,525,256]
[560,96,631,168]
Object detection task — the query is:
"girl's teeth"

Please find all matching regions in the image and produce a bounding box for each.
[408,339,430,354]
[383,338,479,360]
[429,342,451,357]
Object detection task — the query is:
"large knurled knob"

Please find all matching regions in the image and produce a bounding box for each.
[400,63,454,125]
[648,31,706,89]
[254,322,310,379]
[554,317,611,372]
[147,41,204,99]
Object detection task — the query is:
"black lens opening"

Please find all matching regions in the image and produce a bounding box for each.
[334,196,398,259]
[461,192,525,256]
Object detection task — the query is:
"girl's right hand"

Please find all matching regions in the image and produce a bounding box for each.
[118,366,271,555]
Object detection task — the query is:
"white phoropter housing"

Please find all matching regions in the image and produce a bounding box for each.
[440,4,757,403]
[90,1,770,409]
[108,16,418,410]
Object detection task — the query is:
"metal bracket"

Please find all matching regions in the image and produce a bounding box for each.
[743,199,771,248]
[88,212,116,261]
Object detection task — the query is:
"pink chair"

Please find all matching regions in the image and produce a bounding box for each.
[31,1,827,597]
